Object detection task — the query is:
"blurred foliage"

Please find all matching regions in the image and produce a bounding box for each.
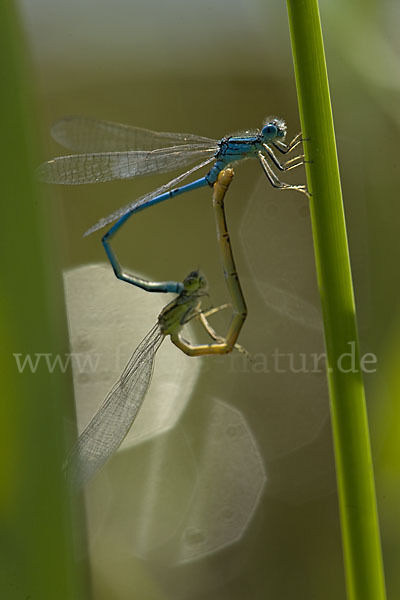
[0,1,87,599]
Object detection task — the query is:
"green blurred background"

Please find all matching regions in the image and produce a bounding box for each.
[4,0,400,598]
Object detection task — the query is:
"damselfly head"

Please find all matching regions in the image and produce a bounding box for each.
[261,117,287,141]
[182,270,208,294]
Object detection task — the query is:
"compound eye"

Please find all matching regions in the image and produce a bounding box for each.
[262,123,277,138]
[183,272,196,288]
[198,275,207,289]
[183,270,206,293]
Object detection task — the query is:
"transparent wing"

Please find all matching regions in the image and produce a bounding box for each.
[51,116,218,152]
[64,323,164,490]
[84,154,215,235]
[37,145,216,185]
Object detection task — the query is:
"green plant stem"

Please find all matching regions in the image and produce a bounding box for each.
[0,2,87,599]
[286,1,386,599]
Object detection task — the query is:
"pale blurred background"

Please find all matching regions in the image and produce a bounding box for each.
[18,0,400,598]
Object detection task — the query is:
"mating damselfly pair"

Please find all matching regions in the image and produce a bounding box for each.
[39,116,308,488]
[64,169,247,489]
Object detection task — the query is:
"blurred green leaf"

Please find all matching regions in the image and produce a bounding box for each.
[0,2,88,599]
